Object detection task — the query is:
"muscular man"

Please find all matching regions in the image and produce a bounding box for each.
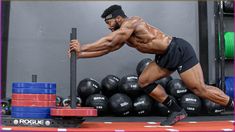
[69,5,234,126]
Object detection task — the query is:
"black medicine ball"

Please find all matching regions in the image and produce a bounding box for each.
[133,94,153,116]
[153,96,176,116]
[167,79,188,98]
[101,75,120,97]
[155,76,173,89]
[119,75,141,98]
[86,94,109,115]
[109,93,132,116]
[77,78,101,99]
[180,93,201,116]
[202,99,225,115]
[136,58,152,76]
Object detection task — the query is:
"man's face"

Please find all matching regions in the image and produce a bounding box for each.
[105,18,120,32]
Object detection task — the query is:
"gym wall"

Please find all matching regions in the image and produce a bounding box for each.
[6,1,199,98]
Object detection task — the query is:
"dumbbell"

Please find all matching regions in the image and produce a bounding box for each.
[62,97,82,107]
[56,96,63,107]
[1,99,11,115]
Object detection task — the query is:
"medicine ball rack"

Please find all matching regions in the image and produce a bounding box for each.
[1,28,97,127]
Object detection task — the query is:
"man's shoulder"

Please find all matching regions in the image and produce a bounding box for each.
[122,16,143,28]
[129,16,142,21]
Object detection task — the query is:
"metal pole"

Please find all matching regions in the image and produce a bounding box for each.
[219,0,225,92]
[214,1,219,88]
[32,74,37,82]
[70,28,77,108]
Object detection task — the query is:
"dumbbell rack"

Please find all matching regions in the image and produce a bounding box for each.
[1,28,97,127]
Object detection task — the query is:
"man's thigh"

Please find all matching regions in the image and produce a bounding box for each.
[139,61,172,84]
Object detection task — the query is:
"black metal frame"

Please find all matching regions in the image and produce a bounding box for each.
[198,1,209,84]
[215,1,224,91]
[214,1,220,89]
[1,0,11,99]
[218,0,225,92]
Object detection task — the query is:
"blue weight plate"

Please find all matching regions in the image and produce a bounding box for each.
[11,112,51,119]
[225,77,234,98]
[12,106,51,113]
[12,87,56,90]
[12,88,56,94]
[12,82,56,89]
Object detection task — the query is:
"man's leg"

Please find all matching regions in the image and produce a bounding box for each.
[138,61,187,126]
[180,63,234,109]
[138,61,171,102]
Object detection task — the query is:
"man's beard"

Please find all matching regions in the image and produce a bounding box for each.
[113,20,121,31]
[114,20,121,31]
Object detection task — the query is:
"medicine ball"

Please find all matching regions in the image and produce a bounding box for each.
[153,96,176,116]
[223,0,234,13]
[133,94,153,116]
[180,93,201,116]
[202,99,225,115]
[167,79,188,99]
[155,76,173,90]
[86,94,109,115]
[119,75,141,98]
[109,93,132,116]
[77,78,101,99]
[136,58,152,76]
[101,75,120,97]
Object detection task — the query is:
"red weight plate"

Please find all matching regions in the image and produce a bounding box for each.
[12,94,56,101]
[12,100,56,107]
[50,107,97,117]
[55,106,95,109]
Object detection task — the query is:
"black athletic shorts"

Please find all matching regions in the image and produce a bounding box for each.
[155,37,198,73]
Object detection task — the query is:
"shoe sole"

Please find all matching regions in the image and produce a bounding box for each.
[160,113,188,126]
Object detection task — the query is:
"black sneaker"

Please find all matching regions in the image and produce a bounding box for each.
[160,109,187,126]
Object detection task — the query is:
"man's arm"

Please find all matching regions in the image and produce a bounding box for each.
[80,27,132,52]
[69,22,134,58]
[77,42,125,58]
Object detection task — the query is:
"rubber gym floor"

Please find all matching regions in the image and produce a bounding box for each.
[1,112,234,132]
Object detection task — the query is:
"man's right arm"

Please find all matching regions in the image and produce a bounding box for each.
[68,39,125,58]
[69,23,134,58]
[77,42,125,58]
[69,18,135,59]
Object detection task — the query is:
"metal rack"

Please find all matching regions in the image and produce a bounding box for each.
[215,0,234,92]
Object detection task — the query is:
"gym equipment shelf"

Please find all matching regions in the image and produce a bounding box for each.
[215,0,234,92]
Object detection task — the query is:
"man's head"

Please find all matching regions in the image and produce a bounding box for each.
[101,5,127,31]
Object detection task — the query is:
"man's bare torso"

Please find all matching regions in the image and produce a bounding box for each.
[123,16,172,54]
